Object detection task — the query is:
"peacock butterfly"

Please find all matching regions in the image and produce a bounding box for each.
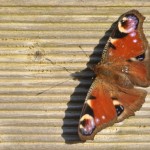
[78,10,150,141]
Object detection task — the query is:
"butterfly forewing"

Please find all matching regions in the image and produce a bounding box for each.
[103,10,148,63]
[78,78,117,141]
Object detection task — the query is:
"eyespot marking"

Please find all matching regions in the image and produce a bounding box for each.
[79,114,95,136]
[115,105,124,116]
[136,53,145,61]
[118,14,139,33]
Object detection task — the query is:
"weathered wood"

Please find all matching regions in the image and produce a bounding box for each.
[0,0,150,7]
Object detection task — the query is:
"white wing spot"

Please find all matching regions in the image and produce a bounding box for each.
[95,117,100,124]
[102,115,106,120]
[133,39,137,43]
[130,32,136,37]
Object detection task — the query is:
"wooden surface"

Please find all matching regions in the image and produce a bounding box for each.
[0,1,150,150]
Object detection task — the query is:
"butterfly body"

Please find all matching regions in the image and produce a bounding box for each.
[78,10,150,141]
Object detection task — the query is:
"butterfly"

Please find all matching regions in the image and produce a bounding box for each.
[78,10,150,141]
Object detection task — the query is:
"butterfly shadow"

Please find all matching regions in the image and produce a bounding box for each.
[61,21,118,144]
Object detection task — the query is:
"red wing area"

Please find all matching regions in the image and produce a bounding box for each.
[78,78,117,141]
[109,31,145,61]
[114,87,147,122]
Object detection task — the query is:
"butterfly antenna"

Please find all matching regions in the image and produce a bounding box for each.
[45,58,71,74]
[36,79,71,95]
[79,46,89,58]
[36,56,73,95]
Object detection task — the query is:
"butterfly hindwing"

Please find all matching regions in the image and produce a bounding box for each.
[122,61,150,87]
[113,86,147,122]
[111,60,150,87]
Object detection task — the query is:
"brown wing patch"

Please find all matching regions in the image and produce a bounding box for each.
[114,87,147,122]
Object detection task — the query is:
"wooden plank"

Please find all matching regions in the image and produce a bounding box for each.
[0,0,150,7]
[0,7,150,15]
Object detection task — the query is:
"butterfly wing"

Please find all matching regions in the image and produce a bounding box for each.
[78,78,117,141]
[114,60,150,87]
[102,9,148,63]
[78,76,147,141]
[114,86,147,122]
